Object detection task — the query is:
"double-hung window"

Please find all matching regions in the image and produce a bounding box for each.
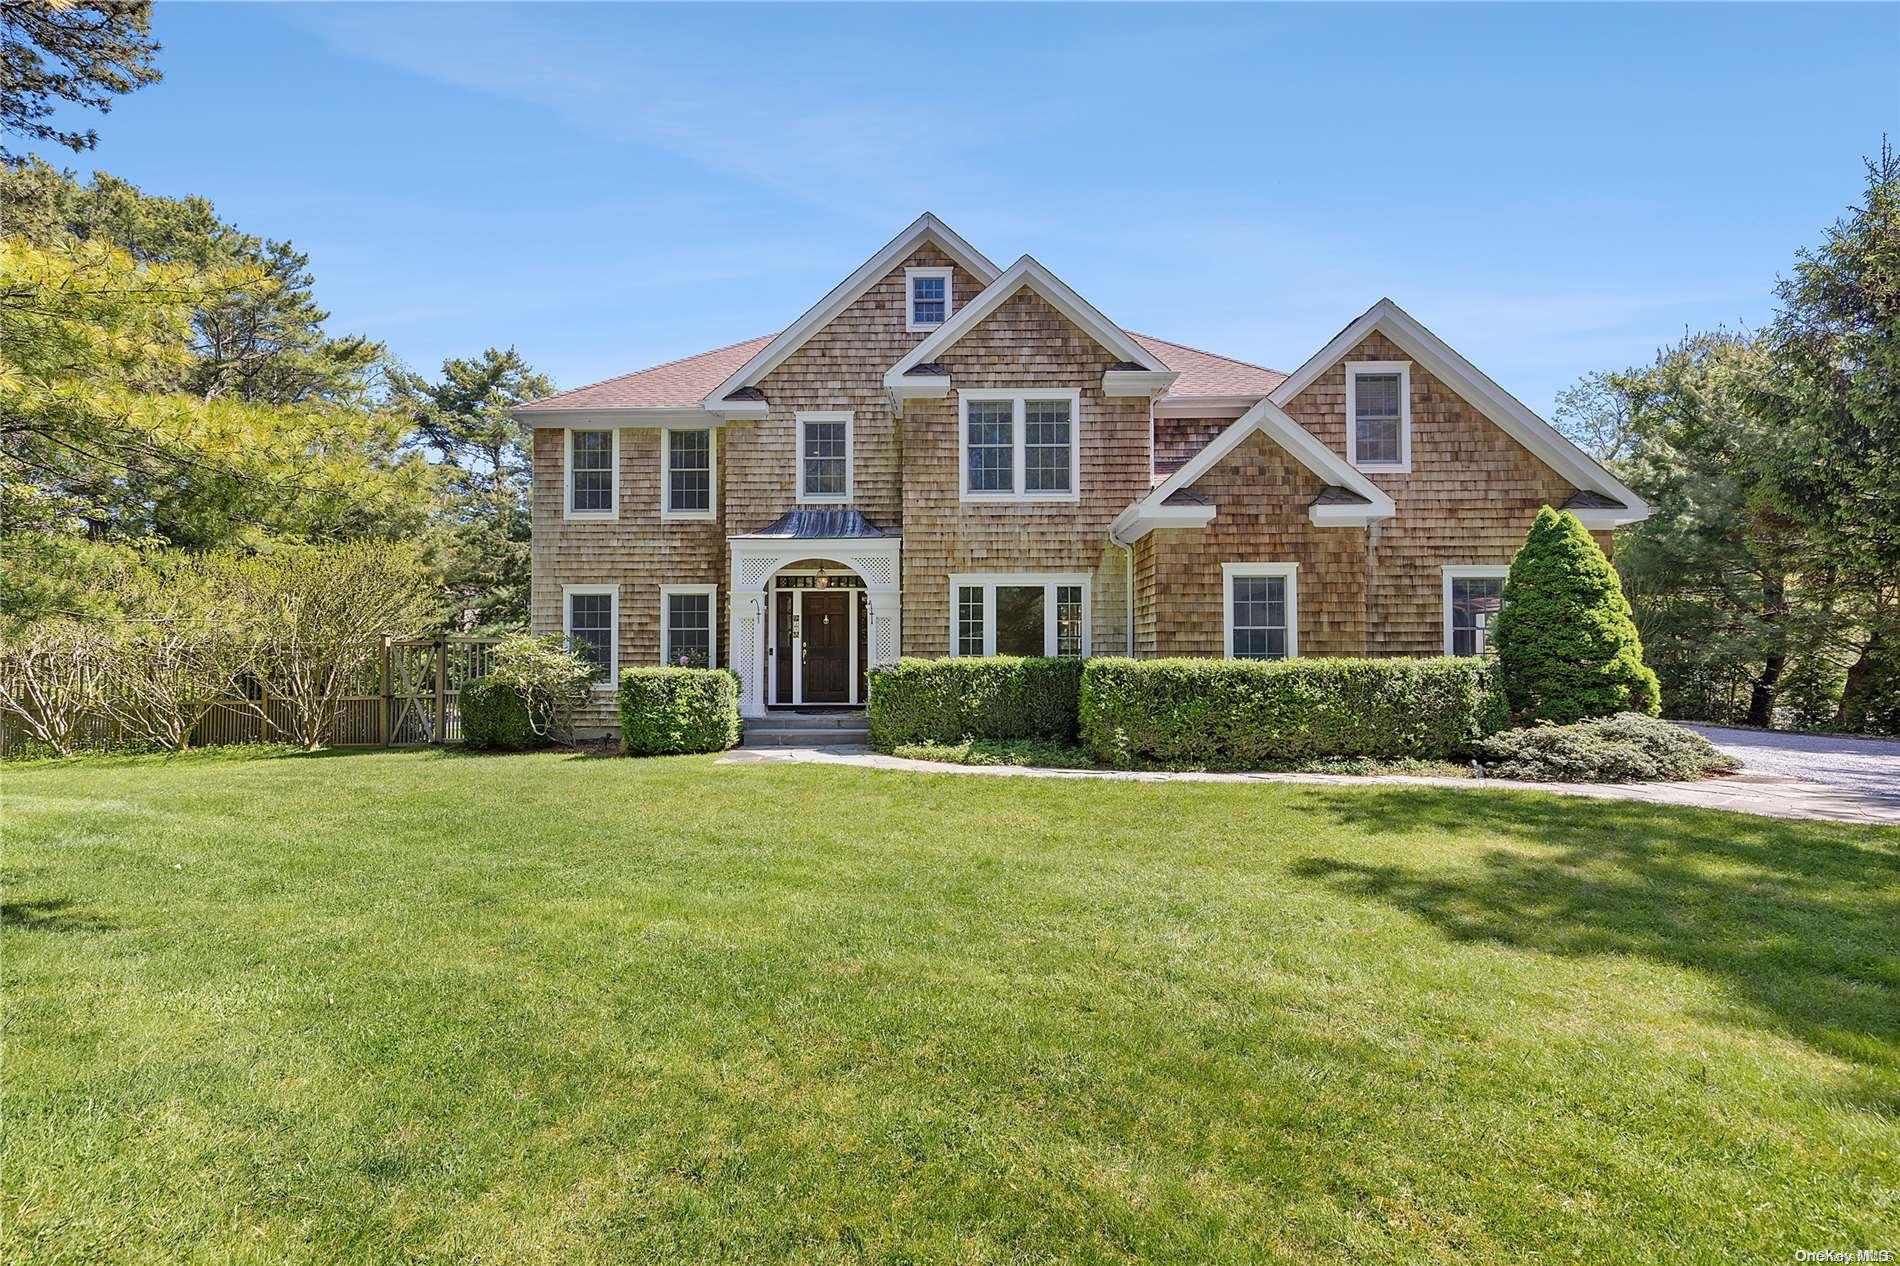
[661,584,717,668]
[905,266,953,331]
[796,411,852,503]
[563,584,618,684]
[663,428,715,520]
[949,574,1089,658]
[1442,565,1509,656]
[1346,362,1411,472]
[1223,563,1298,660]
[958,390,1081,502]
[566,429,616,519]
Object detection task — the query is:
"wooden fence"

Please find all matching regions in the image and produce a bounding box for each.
[1,636,499,756]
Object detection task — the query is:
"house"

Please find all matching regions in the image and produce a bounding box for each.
[516,214,1646,729]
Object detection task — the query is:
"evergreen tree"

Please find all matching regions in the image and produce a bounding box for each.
[387,348,552,631]
[1494,507,1661,724]
[0,1,160,162]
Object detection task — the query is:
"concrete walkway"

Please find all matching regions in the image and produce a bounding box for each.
[721,730,1900,826]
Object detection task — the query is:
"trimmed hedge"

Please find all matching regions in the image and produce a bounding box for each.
[618,667,740,756]
[459,675,541,751]
[1079,656,1508,768]
[867,656,1083,749]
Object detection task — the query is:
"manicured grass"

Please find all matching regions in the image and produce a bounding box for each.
[4,748,1896,1263]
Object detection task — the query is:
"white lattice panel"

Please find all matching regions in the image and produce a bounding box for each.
[852,556,894,587]
[874,618,897,663]
[738,556,779,588]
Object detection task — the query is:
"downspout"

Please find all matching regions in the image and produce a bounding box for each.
[1109,522,1136,658]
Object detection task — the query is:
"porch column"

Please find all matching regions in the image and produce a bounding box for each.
[730,590,766,718]
[865,589,902,670]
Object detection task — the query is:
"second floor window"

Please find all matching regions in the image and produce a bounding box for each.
[665,428,713,518]
[959,390,1081,503]
[568,429,615,517]
[796,412,851,503]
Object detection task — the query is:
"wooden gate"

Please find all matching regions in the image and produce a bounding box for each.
[384,637,497,746]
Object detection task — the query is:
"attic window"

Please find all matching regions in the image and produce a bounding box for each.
[1346,362,1411,473]
[905,267,953,332]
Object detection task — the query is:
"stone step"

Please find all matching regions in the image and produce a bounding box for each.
[743,730,870,749]
[743,712,869,748]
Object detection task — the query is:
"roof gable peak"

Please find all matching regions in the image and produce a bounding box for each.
[702,213,1001,404]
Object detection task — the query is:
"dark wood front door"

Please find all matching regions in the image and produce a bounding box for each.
[801,591,849,703]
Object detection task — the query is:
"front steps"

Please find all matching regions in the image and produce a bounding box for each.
[742,710,870,749]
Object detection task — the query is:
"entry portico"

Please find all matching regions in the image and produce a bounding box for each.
[727,509,901,719]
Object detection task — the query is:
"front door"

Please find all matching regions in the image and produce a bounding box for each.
[801,591,849,703]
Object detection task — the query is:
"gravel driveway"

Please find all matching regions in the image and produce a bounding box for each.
[1681,724,1900,821]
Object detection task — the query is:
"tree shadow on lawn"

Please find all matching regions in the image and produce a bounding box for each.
[0,894,117,935]
[1291,788,1900,1098]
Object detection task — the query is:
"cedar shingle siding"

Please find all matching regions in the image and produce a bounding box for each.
[526,226,1621,728]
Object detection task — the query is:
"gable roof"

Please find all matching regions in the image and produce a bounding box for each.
[1268,298,1647,526]
[885,255,1171,392]
[702,213,1002,405]
[515,334,775,416]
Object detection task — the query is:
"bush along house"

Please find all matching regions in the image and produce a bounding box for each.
[516,214,1648,733]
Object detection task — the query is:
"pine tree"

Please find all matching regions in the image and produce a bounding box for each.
[1494,507,1661,724]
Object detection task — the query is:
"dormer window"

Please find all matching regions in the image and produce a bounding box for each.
[1346,362,1412,473]
[905,266,953,332]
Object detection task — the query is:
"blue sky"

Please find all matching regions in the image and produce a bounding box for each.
[42,2,1898,414]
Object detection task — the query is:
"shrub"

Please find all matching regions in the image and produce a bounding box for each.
[618,667,740,756]
[1492,507,1661,724]
[1477,713,1740,782]
[1079,656,1507,768]
[866,657,1084,750]
[459,675,541,751]
[484,633,595,742]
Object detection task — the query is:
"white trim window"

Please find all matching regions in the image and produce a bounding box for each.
[958,389,1081,503]
[565,428,618,520]
[948,573,1090,658]
[1222,563,1298,660]
[1442,565,1509,657]
[1345,361,1412,473]
[562,583,619,685]
[660,584,717,669]
[795,411,852,504]
[905,266,954,332]
[662,427,716,520]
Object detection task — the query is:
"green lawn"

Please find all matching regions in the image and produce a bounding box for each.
[4,748,1896,1263]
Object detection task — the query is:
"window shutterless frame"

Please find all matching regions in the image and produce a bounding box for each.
[1221,562,1299,659]
[1441,564,1510,656]
[957,389,1082,504]
[660,427,717,522]
[1344,361,1412,473]
[563,427,618,521]
[946,573,1091,657]
[659,583,718,668]
[561,582,619,688]
[904,266,954,332]
[794,411,853,504]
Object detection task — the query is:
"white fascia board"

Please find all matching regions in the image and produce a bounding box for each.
[885,255,1169,388]
[888,375,951,403]
[1570,508,1646,530]
[1154,394,1262,419]
[515,406,724,428]
[1308,505,1382,527]
[1109,500,1217,544]
[703,213,1001,405]
[1102,369,1179,397]
[1268,298,1649,524]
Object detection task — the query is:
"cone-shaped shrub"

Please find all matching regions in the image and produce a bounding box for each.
[1493,506,1661,724]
